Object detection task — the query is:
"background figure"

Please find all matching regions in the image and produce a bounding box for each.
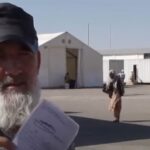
[103,70,124,123]
[0,3,77,150]
[64,72,70,89]
[118,69,125,85]
[130,71,136,85]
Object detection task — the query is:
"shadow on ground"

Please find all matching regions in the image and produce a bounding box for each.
[124,93,147,96]
[69,115,150,147]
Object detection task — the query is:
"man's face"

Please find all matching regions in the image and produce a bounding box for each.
[109,72,115,79]
[0,41,40,94]
[0,41,41,132]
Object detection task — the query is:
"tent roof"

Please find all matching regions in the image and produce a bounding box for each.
[38,32,64,45]
[99,48,150,56]
[37,31,102,56]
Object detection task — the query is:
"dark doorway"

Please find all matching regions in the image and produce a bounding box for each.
[133,64,137,81]
[109,60,124,74]
[66,48,78,88]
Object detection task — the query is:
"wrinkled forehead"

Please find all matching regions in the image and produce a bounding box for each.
[0,40,32,53]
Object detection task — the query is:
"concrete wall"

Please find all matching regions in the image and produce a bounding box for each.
[103,55,143,60]
[124,59,150,83]
[103,57,150,83]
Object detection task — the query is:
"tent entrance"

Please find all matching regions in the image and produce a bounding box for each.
[66,48,78,88]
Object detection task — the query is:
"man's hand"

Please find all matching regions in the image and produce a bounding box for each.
[0,136,16,150]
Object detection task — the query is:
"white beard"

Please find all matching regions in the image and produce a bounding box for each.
[0,80,40,132]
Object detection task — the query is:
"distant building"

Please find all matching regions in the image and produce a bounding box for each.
[38,32,103,88]
[99,48,150,84]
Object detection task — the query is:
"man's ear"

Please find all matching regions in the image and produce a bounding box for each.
[36,51,41,73]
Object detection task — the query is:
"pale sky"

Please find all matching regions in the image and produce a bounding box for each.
[1,0,150,50]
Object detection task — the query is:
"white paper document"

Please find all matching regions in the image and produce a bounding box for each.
[13,100,79,150]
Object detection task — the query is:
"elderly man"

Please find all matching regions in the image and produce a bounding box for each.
[0,3,77,150]
[104,70,124,123]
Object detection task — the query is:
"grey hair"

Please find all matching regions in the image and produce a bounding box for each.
[0,80,40,132]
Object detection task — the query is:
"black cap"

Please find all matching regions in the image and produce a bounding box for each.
[0,3,38,52]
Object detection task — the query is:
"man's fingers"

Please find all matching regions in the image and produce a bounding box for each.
[0,136,15,150]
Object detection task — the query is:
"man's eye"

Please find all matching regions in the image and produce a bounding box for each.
[19,51,33,56]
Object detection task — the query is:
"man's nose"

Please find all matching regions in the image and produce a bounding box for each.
[3,59,22,76]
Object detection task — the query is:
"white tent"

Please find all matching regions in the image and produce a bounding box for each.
[38,32,103,88]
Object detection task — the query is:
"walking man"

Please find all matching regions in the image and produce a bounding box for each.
[103,70,124,123]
